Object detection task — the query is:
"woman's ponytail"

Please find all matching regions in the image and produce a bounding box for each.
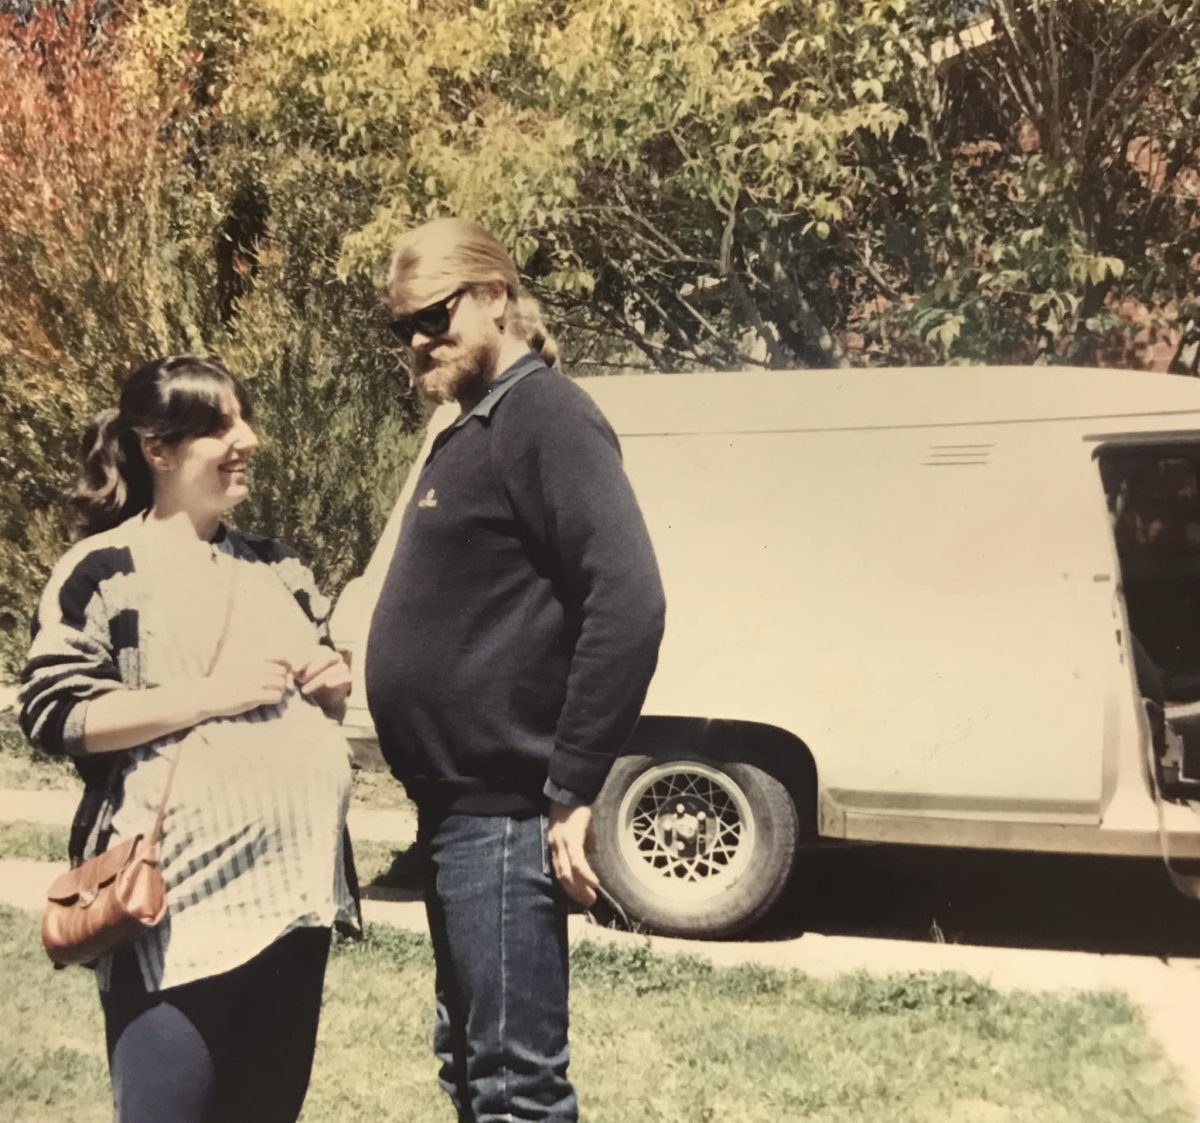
[71,407,152,537]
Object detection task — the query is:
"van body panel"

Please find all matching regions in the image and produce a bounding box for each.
[617,423,1119,821]
[332,365,1200,859]
[584,364,1200,435]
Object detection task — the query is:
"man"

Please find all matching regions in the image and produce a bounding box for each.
[365,217,666,1122]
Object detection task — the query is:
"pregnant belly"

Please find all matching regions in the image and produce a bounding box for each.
[119,708,352,862]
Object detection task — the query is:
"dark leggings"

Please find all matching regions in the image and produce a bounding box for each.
[100,926,332,1123]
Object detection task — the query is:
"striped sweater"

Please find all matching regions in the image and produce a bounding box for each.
[19,517,357,884]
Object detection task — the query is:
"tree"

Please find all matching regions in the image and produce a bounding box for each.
[0,0,218,667]
[5,0,1198,668]
[867,0,1200,367]
[0,0,422,671]
[129,0,425,589]
[225,0,1200,371]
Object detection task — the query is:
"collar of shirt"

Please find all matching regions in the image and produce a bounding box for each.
[456,351,545,425]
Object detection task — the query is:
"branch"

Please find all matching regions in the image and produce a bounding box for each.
[560,298,675,370]
[1087,4,1200,144]
[750,232,848,369]
[611,188,695,262]
[623,272,721,367]
[573,207,713,269]
[851,238,902,303]
[989,0,1044,126]
[715,196,792,367]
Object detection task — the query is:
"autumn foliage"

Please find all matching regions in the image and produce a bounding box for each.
[2,0,1200,670]
[0,1,217,661]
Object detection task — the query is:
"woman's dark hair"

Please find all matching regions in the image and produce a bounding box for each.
[72,355,253,537]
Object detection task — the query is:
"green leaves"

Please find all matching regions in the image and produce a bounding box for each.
[1069,255,1127,286]
[925,314,964,355]
[228,0,1196,375]
[0,0,226,666]
[4,0,1199,671]
[852,77,886,101]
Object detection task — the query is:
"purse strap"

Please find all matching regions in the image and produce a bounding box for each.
[145,544,239,849]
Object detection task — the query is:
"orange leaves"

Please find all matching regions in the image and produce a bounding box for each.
[0,0,215,564]
[0,1,189,244]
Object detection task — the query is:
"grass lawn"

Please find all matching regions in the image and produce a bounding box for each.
[347,766,416,812]
[0,716,76,792]
[0,822,71,863]
[0,904,1188,1123]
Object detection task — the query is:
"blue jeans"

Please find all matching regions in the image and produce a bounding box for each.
[419,810,578,1123]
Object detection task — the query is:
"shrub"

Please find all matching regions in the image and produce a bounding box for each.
[0,2,424,674]
[0,0,220,672]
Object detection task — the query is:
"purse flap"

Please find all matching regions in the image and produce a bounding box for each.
[45,835,145,905]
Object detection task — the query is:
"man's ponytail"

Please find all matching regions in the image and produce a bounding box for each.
[510,291,560,368]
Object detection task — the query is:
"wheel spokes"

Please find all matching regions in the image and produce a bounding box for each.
[629,772,746,882]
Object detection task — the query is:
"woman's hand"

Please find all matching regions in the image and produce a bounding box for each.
[81,654,293,753]
[292,646,352,714]
[80,647,348,754]
[198,656,294,720]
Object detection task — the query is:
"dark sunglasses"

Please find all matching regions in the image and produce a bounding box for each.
[387,287,468,345]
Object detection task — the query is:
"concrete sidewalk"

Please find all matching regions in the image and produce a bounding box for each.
[4,853,1196,990]
[0,787,417,847]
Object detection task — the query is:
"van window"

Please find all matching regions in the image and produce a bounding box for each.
[1100,449,1200,701]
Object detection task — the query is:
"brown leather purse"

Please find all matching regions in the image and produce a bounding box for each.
[41,775,176,966]
[41,547,236,966]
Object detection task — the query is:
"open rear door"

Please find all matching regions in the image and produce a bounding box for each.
[1097,441,1200,800]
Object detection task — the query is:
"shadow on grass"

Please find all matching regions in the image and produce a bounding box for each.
[584,841,1200,959]
[356,840,423,901]
[0,711,77,791]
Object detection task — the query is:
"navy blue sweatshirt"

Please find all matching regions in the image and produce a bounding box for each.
[365,356,666,815]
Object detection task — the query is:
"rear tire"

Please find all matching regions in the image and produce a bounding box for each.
[591,748,799,938]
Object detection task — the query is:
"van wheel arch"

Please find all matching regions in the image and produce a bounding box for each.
[590,718,817,939]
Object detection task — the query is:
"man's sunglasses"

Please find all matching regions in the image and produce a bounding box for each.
[388,287,468,346]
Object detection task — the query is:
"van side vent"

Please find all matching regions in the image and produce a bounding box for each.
[921,443,994,467]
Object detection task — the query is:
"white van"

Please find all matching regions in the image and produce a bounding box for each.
[331,365,1200,937]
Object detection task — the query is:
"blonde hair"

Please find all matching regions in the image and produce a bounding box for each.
[387,217,559,367]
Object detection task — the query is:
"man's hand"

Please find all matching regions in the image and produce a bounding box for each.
[292,646,352,713]
[547,801,600,907]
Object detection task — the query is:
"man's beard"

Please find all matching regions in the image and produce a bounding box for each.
[414,337,499,404]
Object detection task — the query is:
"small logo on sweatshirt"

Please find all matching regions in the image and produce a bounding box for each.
[417,488,438,509]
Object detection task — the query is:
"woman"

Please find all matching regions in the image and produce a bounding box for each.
[19,355,360,1123]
